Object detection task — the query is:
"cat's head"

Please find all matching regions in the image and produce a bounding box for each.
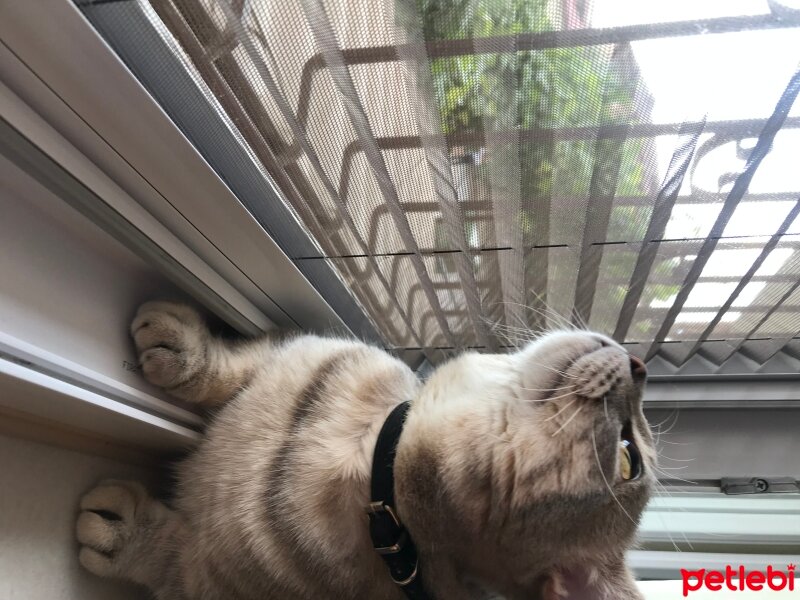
[397,330,655,598]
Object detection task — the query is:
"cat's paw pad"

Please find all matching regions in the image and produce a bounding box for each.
[76,480,148,578]
[131,301,207,388]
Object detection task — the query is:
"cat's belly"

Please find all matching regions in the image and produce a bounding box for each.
[173,337,415,599]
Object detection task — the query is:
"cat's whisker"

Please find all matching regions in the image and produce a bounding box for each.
[650,413,681,440]
[654,465,690,471]
[533,389,580,402]
[486,316,535,332]
[649,410,679,431]
[518,383,577,394]
[494,300,575,333]
[486,321,538,350]
[570,308,590,332]
[651,416,680,447]
[653,479,672,496]
[520,358,582,379]
[654,510,683,552]
[488,321,539,338]
[487,320,534,338]
[650,480,695,552]
[517,383,577,393]
[657,455,696,462]
[489,298,579,336]
[652,468,697,486]
[544,398,577,422]
[551,405,584,437]
[661,477,699,487]
[526,295,577,332]
[678,530,695,551]
[656,415,682,437]
[488,315,542,335]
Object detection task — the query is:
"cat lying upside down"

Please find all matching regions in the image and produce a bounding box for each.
[76,300,655,599]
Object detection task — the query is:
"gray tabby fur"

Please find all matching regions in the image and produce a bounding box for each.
[75,300,655,599]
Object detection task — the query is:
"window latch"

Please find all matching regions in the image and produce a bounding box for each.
[721,477,799,495]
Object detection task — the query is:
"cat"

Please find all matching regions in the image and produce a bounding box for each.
[75,300,655,599]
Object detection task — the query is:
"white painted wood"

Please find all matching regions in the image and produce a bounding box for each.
[0,140,199,448]
[0,79,274,337]
[0,0,346,334]
[0,357,199,449]
[638,494,800,548]
[0,153,189,405]
[0,434,153,600]
[0,331,202,429]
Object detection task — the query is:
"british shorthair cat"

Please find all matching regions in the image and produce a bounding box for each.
[76,300,654,599]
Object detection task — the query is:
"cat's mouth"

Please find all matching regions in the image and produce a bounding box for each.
[619,420,642,482]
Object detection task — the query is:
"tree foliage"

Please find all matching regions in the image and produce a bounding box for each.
[403,0,679,330]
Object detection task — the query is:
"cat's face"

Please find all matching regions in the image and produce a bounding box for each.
[401,330,655,596]
[514,330,655,502]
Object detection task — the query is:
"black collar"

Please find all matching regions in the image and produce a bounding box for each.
[368,401,431,600]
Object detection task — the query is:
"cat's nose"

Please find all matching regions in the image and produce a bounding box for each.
[629,355,647,380]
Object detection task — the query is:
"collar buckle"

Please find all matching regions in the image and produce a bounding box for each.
[367,501,401,527]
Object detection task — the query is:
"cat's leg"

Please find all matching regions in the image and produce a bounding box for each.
[76,480,188,600]
[131,300,272,406]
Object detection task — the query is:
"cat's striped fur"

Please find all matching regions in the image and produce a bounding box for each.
[76,300,655,599]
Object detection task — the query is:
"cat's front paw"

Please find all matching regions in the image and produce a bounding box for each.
[77,480,180,590]
[76,480,150,580]
[131,301,208,389]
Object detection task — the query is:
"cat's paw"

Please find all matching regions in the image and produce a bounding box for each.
[131,301,208,389]
[76,480,151,579]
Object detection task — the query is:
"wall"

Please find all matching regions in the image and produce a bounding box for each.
[0,434,154,600]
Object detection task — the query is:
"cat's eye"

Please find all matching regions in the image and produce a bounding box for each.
[619,438,642,481]
[620,442,632,480]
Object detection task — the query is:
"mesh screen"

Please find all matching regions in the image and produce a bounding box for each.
[79,0,800,367]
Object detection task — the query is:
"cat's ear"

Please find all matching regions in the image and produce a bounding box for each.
[541,561,643,600]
